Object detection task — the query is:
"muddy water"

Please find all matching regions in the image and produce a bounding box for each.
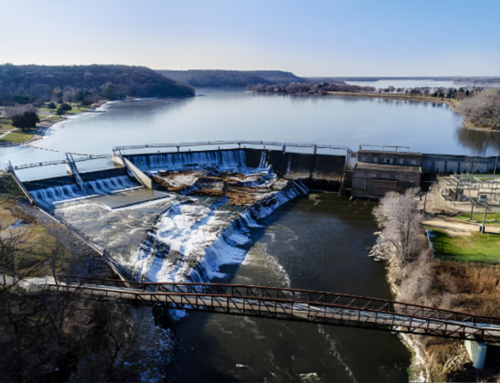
[173,194,411,382]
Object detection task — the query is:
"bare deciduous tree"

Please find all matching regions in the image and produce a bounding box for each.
[458,88,500,129]
[4,104,38,119]
[373,188,426,267]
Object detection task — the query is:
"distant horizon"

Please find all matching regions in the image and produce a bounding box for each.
[2,0,499,77]
[3,63,498,79]
[155,70,499,78]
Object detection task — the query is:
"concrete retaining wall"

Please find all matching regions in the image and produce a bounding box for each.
[422,154,500,174]
[245,149,345,180]
[123,158,153,189]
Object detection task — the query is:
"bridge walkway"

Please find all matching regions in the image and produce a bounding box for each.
[48,276,500,342]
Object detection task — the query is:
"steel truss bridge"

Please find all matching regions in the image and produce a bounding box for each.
[52,276,500,341]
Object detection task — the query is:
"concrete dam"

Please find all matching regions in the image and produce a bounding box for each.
[6,141,500,285]
[5,141,500,369]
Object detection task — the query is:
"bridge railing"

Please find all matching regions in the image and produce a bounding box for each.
[112,140,355,156]
[8,154,112,170]
[61,275,500,327]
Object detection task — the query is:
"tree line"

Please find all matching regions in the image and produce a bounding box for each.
[247,81,376,93]
[0,64,195,107]
[157,69,306,88]
[248,81,483,100]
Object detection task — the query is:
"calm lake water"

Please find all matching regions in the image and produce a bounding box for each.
[2,86,500,180]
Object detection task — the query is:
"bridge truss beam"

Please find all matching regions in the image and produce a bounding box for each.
[52,276,500,341]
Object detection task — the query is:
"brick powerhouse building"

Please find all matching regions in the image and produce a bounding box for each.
[352,147,422,199]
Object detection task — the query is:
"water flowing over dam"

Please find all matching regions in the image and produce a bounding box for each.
[13,140,500,381]
[24,168,141,209]
[20,149,310,290]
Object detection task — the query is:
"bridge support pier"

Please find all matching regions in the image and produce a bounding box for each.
[464,340,487,369]
[65,153,86,192]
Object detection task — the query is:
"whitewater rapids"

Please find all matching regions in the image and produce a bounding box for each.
[49,150,305,287]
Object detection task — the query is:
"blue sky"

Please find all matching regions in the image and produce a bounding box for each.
[2,0,499,76]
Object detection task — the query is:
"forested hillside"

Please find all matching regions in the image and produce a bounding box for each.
[157,70,306,87]
[0,64,194,105]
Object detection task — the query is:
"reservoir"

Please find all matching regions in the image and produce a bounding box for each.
[2,87,500,179]
[0,86,492,381]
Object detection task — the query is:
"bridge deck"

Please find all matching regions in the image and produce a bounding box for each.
[48,276,500,341]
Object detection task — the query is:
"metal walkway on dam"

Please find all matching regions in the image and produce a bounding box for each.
[51,276,500,342]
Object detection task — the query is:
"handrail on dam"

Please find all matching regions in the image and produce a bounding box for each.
[52,275,500,341]
[5,141,355,171]
[7,154,113,170]
[112,140,355,156]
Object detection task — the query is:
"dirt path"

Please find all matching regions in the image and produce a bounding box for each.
[423,216,500,234]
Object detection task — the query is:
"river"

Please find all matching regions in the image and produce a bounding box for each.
[173,193,410,382]
[0,86,494,381]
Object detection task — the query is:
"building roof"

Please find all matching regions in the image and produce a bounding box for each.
[354,162,421,173]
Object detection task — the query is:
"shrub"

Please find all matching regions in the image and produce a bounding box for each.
[11,111,39,130]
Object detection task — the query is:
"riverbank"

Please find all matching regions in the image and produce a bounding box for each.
[462,120,500,132]
[325,91,461,111]
[0,101,108,148]
[371,190,500,382]
[250,89,461,110]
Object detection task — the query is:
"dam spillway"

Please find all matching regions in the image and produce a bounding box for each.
[8,142,500,286]
[23,168,141,210]
[15,147,311,288]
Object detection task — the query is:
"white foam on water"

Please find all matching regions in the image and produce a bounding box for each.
[132,180,303,285]
[318,325,358,383]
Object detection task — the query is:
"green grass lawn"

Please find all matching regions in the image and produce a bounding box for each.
[0,118,14,131]
[455,213,500,227]
[0,130,35,143]
[472,174,500,181]
[0,124,14,132]
[41,103,89,116]
[44,115,61,121]
[65,106,89,114]
[38,107,52,112]
[428,228,500,264]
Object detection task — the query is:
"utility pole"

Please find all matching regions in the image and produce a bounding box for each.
[482,204,487,233]
[469,182,475,220]
[423,192,427,214]
[468,157,477,220]
[494,155,498,178]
